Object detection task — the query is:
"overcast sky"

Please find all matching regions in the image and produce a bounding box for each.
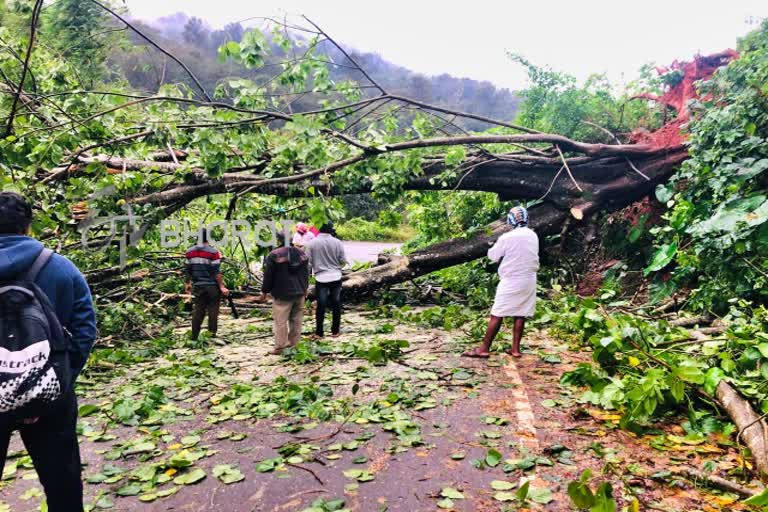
[124,0,766,90]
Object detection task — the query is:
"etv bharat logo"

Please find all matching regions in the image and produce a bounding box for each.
[78,188,297,268]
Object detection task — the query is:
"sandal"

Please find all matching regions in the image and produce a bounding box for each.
[462,347,491,359]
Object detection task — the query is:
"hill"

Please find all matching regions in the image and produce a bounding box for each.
[112,12,520,131]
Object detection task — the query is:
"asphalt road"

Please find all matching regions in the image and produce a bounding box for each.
[342,240,402,264]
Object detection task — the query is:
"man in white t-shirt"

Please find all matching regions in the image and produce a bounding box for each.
[464,206,539,359]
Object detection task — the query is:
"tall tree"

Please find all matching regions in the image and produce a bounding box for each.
[182,17,209,47]
[45,0,114,84]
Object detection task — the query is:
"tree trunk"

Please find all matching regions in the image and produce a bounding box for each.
[336,203,568,298]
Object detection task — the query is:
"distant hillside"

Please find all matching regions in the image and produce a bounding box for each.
[113,13,520,131]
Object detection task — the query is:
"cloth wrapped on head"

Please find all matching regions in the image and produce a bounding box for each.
[507,206,529,228]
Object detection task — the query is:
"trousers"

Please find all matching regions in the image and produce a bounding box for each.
[273,295,305,350]
[315,280,342,336]
[191,285,221,339]
[0,391,83,512]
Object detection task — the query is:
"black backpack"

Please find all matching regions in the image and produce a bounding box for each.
[0,248,72,420]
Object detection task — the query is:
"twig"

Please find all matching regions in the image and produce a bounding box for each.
[452,158,499,191]
[298,408,356,442]
[535,165,565,202]
[555,145,583,192]
[4,0,43,137]
[582,120,650,181]
[286,462,324,485]
[303,16,387,95]
[675,466,760,498]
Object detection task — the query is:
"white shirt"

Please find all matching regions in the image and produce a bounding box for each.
[488,227,539,280]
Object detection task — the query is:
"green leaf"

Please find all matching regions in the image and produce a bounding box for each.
[255,457,283,473]
[181,435,201,447]
[592,482,617,512]
[436,498,454,509]
[116,482,142,496]
[655,184,674,203]
[440,487,464,500]
[568,477,595,508]
[212,464,244,484]
[704,367,726,394]
[485,448,502,467]
[644,243,678,275]
[78,404,100,417]
[490,480,515,491]
[493,491,517,502]
[173,468,206,485]
[745,488,768,506]
[674,364,705,385]
[124,441,155,455]
[516,481,530,501]
[528,486,553,504]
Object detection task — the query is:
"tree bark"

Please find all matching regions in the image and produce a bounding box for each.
[716,380,768,477]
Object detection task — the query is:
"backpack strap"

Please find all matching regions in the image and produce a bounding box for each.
[25,248,54,282]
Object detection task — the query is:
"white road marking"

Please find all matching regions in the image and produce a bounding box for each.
[503,355,540,452]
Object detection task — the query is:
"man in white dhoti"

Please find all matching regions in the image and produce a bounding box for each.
[463,206,539,359]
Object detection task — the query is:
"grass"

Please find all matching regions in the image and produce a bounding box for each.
[336,217,415,242]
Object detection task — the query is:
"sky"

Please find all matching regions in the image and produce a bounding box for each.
[124,0,766,90]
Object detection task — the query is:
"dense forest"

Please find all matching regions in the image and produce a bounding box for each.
[1,0,768,510]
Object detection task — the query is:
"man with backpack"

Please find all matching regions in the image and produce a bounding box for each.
[0,192,97,511]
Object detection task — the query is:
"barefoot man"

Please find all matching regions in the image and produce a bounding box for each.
[464,206,539,359]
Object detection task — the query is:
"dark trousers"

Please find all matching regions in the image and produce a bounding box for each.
[0,391,83,512]
[192,285,221,339]
[316,280,342,336]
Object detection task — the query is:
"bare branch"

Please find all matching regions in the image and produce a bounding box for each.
[86,0,212,101]
[302,16,388,95]
[4,0,43,137]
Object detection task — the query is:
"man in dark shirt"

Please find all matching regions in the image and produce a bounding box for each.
[259,234,310,354]
[184,229,229,340]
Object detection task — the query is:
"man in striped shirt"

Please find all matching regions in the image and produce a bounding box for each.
[184,230,229,340]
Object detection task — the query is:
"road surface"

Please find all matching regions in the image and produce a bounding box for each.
[343,240,402,264]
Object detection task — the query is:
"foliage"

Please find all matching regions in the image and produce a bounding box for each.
[510,54,663,141]
[44,0,119,83]
[567,470,618,511]
[336,216,414,242]
[647,21,768,311]
[546,287,768,434]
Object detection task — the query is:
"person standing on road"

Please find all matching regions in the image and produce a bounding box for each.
[184,229,229,340]
[0,192,97,512]
[305,223,347,339]
[464,206,539,359]
[259,233,310,355]
[291,222,316,249]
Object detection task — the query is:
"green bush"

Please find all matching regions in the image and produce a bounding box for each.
[336,217,415,242]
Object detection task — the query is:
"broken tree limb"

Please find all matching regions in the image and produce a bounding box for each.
[716,380,768,477]
[675,466,761,497]
[334,203,568,298]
